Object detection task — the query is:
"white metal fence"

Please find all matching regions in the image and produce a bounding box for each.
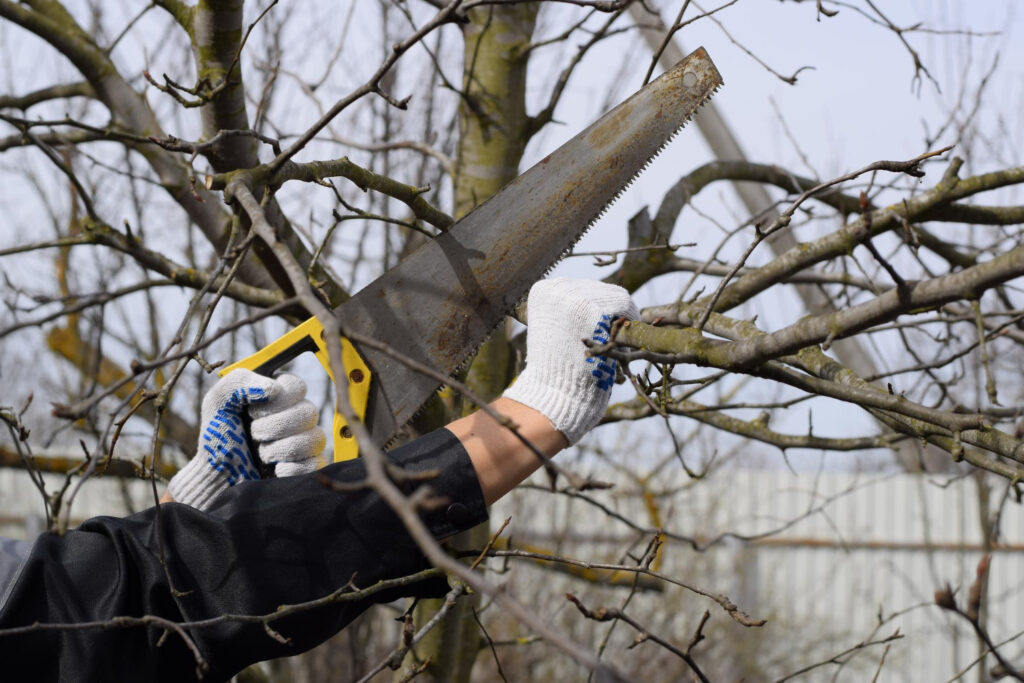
[1,465,1021,681]
[492,468,1024,681]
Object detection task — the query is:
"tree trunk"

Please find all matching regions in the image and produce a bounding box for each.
[398,5,538,682]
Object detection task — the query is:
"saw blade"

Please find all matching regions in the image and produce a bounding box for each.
[333,47,723,447]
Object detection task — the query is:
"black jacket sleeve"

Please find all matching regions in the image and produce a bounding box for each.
[0,428,487,683]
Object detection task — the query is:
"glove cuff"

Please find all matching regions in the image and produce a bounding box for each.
[168,454,228,511]
[503,365,609,445]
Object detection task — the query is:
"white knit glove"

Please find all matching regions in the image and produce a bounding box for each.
[168,369,326,510]
[503,278,638,444]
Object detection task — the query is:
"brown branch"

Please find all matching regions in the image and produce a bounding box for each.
[605,395,901,451]
[269,0,467,172]
[713,161,1024,313]
[209,157,453,230]
[0,444,177,479]
[698,0,812,84]
[519,469,905,556]
[1,279,179,339]
[0,81,94,110]
[76,220,281,307]
[627,243,1024,372]
[694,146,953,328]
[355,583,467,683]
[325,135,453,176]
[0,0,284,294]
[935,556,1024,682]
[644,158,996,276]
[863,0,939,92]
[526,8,626,136]
[566,593,711,682]
[774,630,904,682]
[493,546,765,625]
[486,537,664,590]
[150,129,282,157]
[47,296,298,426]
[623,303,1024,478]
[472,607,509,683]
[1,115,101,221]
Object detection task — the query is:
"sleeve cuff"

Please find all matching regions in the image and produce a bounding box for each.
[383,427,489,539]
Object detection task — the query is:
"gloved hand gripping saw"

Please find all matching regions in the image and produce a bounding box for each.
[219,316,373,464]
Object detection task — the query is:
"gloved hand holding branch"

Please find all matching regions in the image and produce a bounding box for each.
[504,277,639,444]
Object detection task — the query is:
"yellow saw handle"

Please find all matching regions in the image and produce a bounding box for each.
[219,317,372,462]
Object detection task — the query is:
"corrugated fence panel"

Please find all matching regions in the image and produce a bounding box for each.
[0,464,1020,681]
[495,467,1024,681]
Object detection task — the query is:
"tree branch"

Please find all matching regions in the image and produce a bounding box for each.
[208,157,454,230]
[0,81,94,110]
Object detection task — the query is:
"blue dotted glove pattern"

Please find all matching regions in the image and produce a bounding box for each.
[201,387,267,486]
[586,314,617,392]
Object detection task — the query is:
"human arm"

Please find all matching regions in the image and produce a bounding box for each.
[453,277,637,505]
[155,379,568,509]
[0,428,486,682]
[0,277,636,680]
[446,397,569,505]
[161,276,634,511]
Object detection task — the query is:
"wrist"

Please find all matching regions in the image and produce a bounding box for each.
[448,397,569,505]
[167,455,231,511]
[502,366,609,445]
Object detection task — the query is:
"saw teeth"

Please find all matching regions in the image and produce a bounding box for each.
[390,77,723,441]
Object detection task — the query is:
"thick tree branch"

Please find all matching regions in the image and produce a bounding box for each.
[208,157,452,230]
[189,0,260,169]
[153,0,193,32]
[0,81,94,110]
[615,302,1024,477]
[654,159,1024,314]
[695,148,953,324]
[605,395,901,452]
[631,244,1024,371]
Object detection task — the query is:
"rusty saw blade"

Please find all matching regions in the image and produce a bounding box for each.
[312,47,720,448]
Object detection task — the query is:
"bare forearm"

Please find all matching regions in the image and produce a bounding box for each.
[445,397,568,505]
[164,398,563,508]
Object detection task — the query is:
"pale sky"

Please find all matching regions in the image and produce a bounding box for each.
[1,1,1021,468]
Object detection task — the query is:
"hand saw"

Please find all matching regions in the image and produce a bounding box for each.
[221,47,722,463]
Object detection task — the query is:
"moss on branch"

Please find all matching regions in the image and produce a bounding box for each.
[625,244,1024,372]
[605,397,900,452]
[609,300,1024,475]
